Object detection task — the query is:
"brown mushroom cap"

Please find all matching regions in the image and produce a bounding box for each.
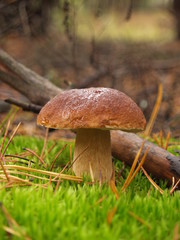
[37,87,146,132]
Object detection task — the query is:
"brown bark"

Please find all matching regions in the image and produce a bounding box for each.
[0,49,179,187]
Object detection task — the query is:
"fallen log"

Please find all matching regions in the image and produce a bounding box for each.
[0,49,179,187]
[111,131,180,186]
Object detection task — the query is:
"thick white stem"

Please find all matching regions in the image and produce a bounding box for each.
[73,129,112,182]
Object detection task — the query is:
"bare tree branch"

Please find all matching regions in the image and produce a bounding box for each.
[5,98,42,113]
[0,49,61,105]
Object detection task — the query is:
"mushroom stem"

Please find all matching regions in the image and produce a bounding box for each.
[73,129,112,182]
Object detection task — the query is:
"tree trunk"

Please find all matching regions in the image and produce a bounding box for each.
[173,0,180,40]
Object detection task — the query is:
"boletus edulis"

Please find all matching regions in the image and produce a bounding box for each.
[37,87,146,183]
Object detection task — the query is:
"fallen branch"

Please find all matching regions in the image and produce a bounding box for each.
[0,49,179,187]
[5,98,41,113]
[111,131,180,187]
[0,49,61,105]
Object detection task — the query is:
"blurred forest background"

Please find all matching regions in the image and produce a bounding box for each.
[0,0,180,137]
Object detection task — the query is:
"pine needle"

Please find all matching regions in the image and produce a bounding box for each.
[0,108,13,131]
[152,133,160,146]
[52,161,70,181]
[0,202,18,227]
[123,147,149,191]
[164,132,170,150]
[144,83,163,136]
[170,179,180,195]
[141,166,164,195]
[3,225,21,237]
[0,119,11,154]
[54,163,70,192]
[128,211,151,230]
[121,141,145,191]
[43,141,57,159]
[23,147,47,168]
[107,206,117,225]
[0,155,10,182]
[5,154,35,163]
[109,179,119,200]
[50,144,67,171]
[40,128,49,159]
[69,144,73,166]
[67,145,89,170]
[2,122,21,157]
[160,130,163,147]
[173,223,179,240]
[0,170,57,182]
[95,196,106,205]
[153,131,171,149]
[0,174,45,188]
[111,162,115,183]
[0,202,31,240]
[0,106,19,134]
[1,165,82,182]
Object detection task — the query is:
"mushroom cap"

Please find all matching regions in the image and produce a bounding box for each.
[37,87,146,132]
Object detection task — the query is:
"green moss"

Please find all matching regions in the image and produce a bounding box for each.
[0,136,179,240]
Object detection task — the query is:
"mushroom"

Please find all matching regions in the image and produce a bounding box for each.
[37,87,146,182]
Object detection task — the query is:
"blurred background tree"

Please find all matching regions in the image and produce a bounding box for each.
[0,0,58,36]
[0,0,178,38]
[173,0,180,40]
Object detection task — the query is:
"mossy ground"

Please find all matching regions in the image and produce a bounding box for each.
[0,135,179,240]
